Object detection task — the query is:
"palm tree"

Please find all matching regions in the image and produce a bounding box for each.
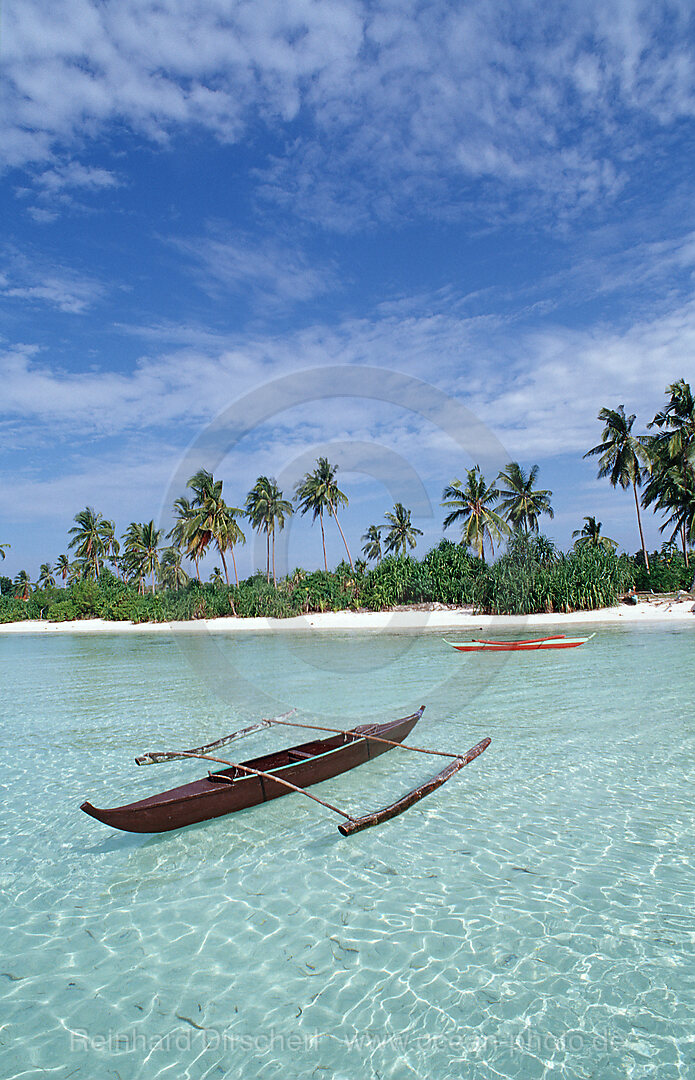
[383,504,423,557]
[14,570,31,600]
[584,405,650,571]
[441,467,509,560]
[496,463,554,534]
[646,380,695,565]
[361,524,383,564]
[209,567,225,586]
[213,510,246,585]
[649,379,695,468]
[56,554,70,582]
[0,543,10,560]
[121,523,146,593]
[122,521,162,594]
[158,546,190,591]
[295,466,330,571]
[671,480,695,554]
[294,457,353,570]
[67,561,84,585]
[642,442,695,562]
[572,516,618,551]
[184,470,218,573]
[245,476,292,585]
[190,472,246,586]
[104,530,121,578]
[139,521,162,594]
[37,563,56,589]
[175,469,246,584]
[168,495,199,580]
[68,507,114,579]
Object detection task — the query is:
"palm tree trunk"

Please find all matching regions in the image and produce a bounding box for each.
[230,545,239,586]
[475,518,485,561]
[329,502,353,569]
[194,555,201,583]
[219,549,230,585]
[266,532,270,582]
[320,513,327,571]
[682,523,689,567]
[272,528,276,586]
[632,480,650,573]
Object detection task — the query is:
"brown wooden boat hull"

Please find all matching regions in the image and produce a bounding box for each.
[81,708,424,833]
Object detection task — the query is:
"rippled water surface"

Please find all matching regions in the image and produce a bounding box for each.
[2,623,694,1079]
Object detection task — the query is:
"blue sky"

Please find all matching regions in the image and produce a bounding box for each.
[2,0,695,580]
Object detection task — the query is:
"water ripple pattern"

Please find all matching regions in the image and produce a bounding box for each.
[1,625,694,1079]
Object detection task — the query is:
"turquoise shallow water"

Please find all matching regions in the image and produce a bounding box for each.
[1,624,694,1079]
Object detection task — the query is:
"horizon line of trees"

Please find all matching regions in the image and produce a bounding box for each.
[2,379,693,599]
[3,536,691,625]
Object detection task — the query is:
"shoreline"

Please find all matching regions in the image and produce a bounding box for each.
[1,599,693,634]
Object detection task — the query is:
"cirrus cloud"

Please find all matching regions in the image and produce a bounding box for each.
[4,1,695,226]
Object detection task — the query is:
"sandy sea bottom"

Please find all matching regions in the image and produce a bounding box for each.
[1,623,694,1080]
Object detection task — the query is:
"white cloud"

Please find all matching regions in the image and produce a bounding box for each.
[0,248,106,313]
[3,1,695,224]
[168,229,338,307]
[2,287,693,456]
[34,161,120,194]
[25,206,59,224]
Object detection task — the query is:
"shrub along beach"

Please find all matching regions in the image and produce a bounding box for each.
[1,380,693,627]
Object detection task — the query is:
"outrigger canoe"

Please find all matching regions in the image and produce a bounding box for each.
[445,633,595,652]
[80,707,491,836]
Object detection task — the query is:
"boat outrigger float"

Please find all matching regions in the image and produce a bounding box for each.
[444,633,595,652]
[80,707,491,836]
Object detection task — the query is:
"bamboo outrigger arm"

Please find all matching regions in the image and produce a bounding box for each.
[136,707,460,767]
[134,710,297,765]
[338,737,491,835]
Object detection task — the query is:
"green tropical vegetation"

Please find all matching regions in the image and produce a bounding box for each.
[4,538,687,624]
[584,404,650,570]
[572,516,618,551]
[643,379,695,565]
[1,384,694,622]
[67,507,116,580]
[37,563,56,589]
[14,570,31,601]
[441,467,510,559]
[159,546,190,591]
[121,521,163,594]
[382,503,423,557]
[295,457,352,570]
[496,462,554,534]
[245,476,292,585]
[361,524,383,564]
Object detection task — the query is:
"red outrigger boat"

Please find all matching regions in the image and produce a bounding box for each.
[445,633,595,652]
[81,707,491,836]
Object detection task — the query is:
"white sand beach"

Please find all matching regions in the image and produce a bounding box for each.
[1,598,693,634]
